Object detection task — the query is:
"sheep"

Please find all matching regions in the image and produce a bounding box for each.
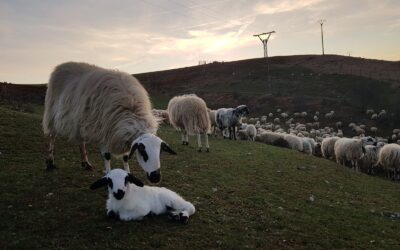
[268,112,274,117]
[300,111,307,118]
[371,113,378,120]
[377,144,400,180]
[168,94,211,152]
[283,134,303,152]
[42,62,176,182]
[90,169,195,223]
[216,105,249,140]
[358,144,383,175]
[352,126,365,136]
[208,109,218,137]
[321,137,340,160]
[334,137,376,172]
[237,124,257,141]
[370,127,378,134]
[255,131,285,146]
[313,115,318,121]
[301,138,313,155]
[366,109,375,115]
[273,118,280,123]
[335,121,342,129]
[152,109,169,125]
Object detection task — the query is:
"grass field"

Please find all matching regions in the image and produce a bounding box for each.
[1,103,400,249]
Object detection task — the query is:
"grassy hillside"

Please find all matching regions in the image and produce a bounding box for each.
[1,103,400,249]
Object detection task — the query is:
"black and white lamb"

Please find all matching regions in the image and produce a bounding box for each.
[90,169,195,223]
[216,105,249,140]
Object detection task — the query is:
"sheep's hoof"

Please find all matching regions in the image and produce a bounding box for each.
[206,148,210,153]
[45,159,57,171]
[81,162,94,171]
[198,148,202,152]
[107,210,119,220]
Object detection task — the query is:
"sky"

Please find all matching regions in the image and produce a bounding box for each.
[1,0,399,84]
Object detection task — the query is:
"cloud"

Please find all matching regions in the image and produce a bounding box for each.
[255,0,324,15]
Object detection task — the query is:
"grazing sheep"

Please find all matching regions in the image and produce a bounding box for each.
[168,94,211,152]
[273,118,280,123]
[255,132,285,145]
[335,121,342,129]
[366,109,375,115]
[377,144,400,180]
[216,105,249,140]
[321,137,340,160]
[152,109,169,125]
[283,134,303,152]
[358,144,383,174]
[352,126,365,136]
[301,138,313,155]
[90,169,195,223]
[300,111,307,118]
[371,113,378,120]
[208,109,218,137]
[334,137,376,172]
[325,111,334,119]
[370,127,378,134]
[237,124,257,141]
[268,113,274,117]
[42,62,176,182]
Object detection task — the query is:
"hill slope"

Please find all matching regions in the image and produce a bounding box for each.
[0,103,400,249]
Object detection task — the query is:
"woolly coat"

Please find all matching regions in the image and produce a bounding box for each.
[43,62,158,154]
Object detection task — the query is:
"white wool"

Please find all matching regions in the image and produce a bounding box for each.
[95,169,195,222]
[321,137,340,159]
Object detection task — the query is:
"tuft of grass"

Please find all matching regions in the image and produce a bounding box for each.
[0,104,400,249]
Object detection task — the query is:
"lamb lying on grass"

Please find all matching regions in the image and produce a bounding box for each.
[90,169,195,223]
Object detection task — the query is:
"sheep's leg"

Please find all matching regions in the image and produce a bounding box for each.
[79,142,94,170]
[228,127,233,140]
[197,133,202,152]
[163,192,196,224]
[181,132,186,145]
[233,126,237,140]
[102,152,111,173]
[204,133,210,152]
[45,134,56,170]
[122,154,130,173]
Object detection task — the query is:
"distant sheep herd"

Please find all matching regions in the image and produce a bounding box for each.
[42,62,400,224]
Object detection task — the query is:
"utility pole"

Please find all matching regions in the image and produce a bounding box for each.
[254,31,276,81]
[318,19,326,55]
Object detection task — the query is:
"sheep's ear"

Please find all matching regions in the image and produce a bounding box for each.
[129,143,138,159]
[161,142,177,155]
[127,174,144,187]
[373,141,377,146]
[362,146,366,154]
[138,143,149,162]
[90,177,108,190]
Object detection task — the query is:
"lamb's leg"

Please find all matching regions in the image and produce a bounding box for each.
[45,134,56,170]
[161,190,195,224]
[181,132,186,145]
[102,152,111,173]
[204,133,210,152]
[122,154,130,173]
[79,142,94,170]
[228,127,233,140]
[197,133,202,152]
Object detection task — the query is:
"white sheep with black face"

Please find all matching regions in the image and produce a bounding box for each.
[90,169,195,223]
[43,62,177,183]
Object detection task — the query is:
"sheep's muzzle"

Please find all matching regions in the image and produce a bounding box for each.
[147,169,161,183]
[113,189,125,200]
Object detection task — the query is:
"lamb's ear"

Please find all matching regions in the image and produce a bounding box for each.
[161,142,177,155]
[90,177,108,190]
[362,146,366,154]
[127,174,144,187]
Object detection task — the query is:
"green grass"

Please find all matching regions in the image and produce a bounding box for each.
[1,104,400,249]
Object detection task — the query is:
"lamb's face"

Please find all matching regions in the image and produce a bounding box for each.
[90,169,144,200]
[130,134,176,184]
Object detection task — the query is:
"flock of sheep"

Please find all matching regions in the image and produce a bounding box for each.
[155,98,400,182]
[41,62,400,224]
